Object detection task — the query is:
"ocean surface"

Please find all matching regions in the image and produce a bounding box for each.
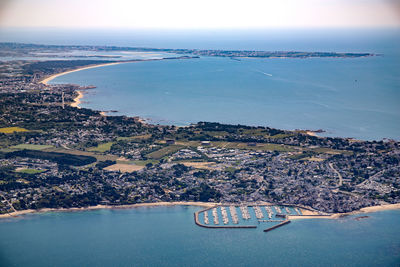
[39,28,400,141]
[0,206,399,267]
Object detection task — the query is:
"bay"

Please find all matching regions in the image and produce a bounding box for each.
[51,53,400,140]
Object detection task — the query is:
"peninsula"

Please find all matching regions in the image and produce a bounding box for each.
[0,43,398,220]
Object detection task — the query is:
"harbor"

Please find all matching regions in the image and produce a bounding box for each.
[195,204,328,232]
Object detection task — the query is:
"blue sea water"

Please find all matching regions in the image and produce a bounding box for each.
[51,54,400,140]
[0,207,399,267]
[35,28,400,141]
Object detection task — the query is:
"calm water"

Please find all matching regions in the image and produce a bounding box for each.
[36,28,399,141]
[0,206,399,266]
[51,53,400,140]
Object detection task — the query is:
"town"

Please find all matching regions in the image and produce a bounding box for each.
[0,44,398,217]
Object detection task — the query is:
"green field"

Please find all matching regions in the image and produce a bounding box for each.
[46,147,119,161]
[116,134,152,141]
[211,141,298,152]
[15,168,45,174]
[0,127,28,134]
[130,159,159,166]
[146,145,184,159]
[10,144,53,150]
[88,142,114,152]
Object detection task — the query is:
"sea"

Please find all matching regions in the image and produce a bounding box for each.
[1,28,399,140]
[1,28,400,266]
[0,206,400,266]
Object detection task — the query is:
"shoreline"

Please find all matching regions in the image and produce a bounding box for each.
[71,90,84,108]
[289,203,400,220]
[40,62,126,85]
[0,201,218,219]
[1,202,399,220]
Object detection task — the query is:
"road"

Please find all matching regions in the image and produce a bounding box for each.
[329,163,343,187]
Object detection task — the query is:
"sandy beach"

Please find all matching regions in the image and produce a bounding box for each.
[289,203,400,220]
[71,90,83,108]
[40,62,124,85]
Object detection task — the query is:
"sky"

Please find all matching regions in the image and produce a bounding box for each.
[0,0,399,29]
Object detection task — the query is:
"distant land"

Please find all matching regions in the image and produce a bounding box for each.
[0,42,374,59]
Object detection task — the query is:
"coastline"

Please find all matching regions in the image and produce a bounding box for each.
[71,90,83,108]
[40,62,125,85]
[1,202,399,220]
[0,201,218,219]
[289,203,400,220]
[40,61,129,109]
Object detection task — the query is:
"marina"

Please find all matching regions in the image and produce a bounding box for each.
[194,204,328,232]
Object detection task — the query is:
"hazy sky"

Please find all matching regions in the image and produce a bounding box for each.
[0,0,399,29]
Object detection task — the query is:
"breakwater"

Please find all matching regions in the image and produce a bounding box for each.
[263,220,291,232]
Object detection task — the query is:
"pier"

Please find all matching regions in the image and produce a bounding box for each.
[240,206,251,220]
[229,206,239,224]
[221,206,229,224]
[295,207,301,215]
[212,208,219,225]
[254,206,264,219]
[265,206,273,219]
[203,211,209,224]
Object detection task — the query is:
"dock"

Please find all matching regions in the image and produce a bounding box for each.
[203,211,209,224]
[265,206,273,219]
[221,206,229,224]
[229,206,239,224]
[212,208,219,225]
[254,206,264,219]
[295,207,301,215]
[240,206,251,220]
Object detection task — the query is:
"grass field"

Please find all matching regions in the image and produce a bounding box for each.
[146,145,184,159]
[131,159,159,166]
[104,163,144,173]
[87,142,114,152]
[10,144,53,150]
[15,168,45,174]
[240,129,293,139]
[311,147,351,155]
[0,127,28,134]
[46,147,119,161]
[211,141,298,152]
[117,134,152,141]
